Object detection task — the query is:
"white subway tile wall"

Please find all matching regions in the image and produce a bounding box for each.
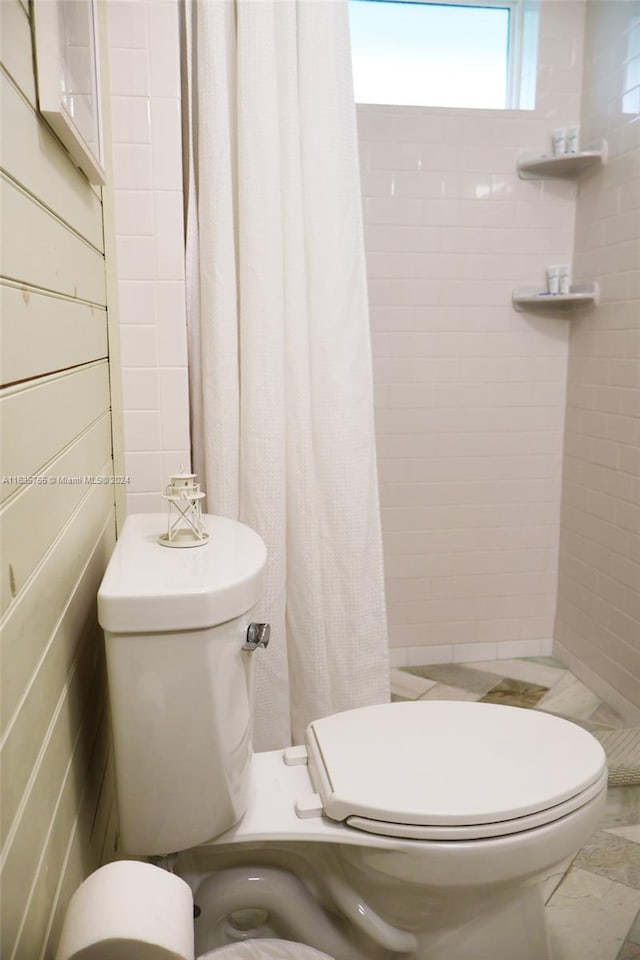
[358,1,588,656]
[555,1,640,718]
[106,0,190,513]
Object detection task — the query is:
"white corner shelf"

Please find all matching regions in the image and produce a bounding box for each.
[512,283,600,313]
[517,142,607,180]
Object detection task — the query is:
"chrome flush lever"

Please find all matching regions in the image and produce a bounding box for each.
[243,622,271,651]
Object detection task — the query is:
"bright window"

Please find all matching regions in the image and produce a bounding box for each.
[349,0,539,110]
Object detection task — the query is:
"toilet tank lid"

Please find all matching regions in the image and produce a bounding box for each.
[97,514,267,633]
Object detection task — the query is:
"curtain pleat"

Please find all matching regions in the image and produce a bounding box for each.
[185,0,389,749]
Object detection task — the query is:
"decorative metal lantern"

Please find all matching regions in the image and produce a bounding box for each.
[159,470,209,548]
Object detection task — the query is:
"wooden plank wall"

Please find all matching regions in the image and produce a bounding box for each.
[0,3,119,956]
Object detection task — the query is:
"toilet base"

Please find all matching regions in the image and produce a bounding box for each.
[410,884,550,960]
[184,847,558,960]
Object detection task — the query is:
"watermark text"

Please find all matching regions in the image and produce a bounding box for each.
[1,475,131,486]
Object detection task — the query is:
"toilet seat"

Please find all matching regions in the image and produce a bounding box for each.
[346,767,608,840]
[201,940,336,959]
[306,700,607,840]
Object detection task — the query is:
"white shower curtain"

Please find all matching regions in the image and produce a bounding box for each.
[184,0,389,750]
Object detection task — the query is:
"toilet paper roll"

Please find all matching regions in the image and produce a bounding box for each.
[55,860,194,960]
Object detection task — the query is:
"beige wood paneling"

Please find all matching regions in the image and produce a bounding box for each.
[0,283,108,387]
[0,361,111,507]
[0,2,35,107]
[1,623,110,960]
[16,709,115,960]
[0,505,114,960]
[0,175,106,304]
[0,417,113,618]
[0,452,113,843]
[1,478,115,733]
[36,710,115,960]
[0,73,105,252]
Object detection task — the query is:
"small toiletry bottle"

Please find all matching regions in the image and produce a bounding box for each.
[546,265,560,295]
[559,265,571,295]
[566,126,580,154]
[551,128,566,155]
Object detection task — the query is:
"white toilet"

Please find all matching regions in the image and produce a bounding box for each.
[85,514,607,960]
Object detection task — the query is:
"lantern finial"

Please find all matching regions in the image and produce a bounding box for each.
[159,469,208,547]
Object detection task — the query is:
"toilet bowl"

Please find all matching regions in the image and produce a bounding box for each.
[210,945,335,960]
[96,514,607,960]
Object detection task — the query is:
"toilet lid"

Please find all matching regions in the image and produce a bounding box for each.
[306,701,607,839]
[200,940,336,959]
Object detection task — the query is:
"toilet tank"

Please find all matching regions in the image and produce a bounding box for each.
[97,513,267,857]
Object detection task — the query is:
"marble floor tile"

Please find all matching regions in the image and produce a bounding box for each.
[402,662,502,695]
[466,657,567,689]
[525,656,567,669]
[419,684,479,702]
[606,825,640,845]
[590,702,627,728]
[570,717,620,736]
[546,868,640,960]
[617,941,640,959]
[535,673,602,721]
[574,830,640,890]
[542,859,574,905]
[480,677,549,708]
[603,787,640,831]
[390,668,437,701]
[627,908,640,943]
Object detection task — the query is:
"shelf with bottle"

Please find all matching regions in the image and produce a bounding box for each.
[517,140,607,180]
[512,282,599,313]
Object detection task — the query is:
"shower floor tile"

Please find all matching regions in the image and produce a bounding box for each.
[389,667,437,700]
[480,676,549,708]
[535,673,603,721]
[419,683,479,702]
[590,702,627,728]
[467,657,566,689]
[403,662,502,695]
[524,655,568,668]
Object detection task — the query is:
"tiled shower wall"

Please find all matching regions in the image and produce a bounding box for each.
[554,1,640,721]
[358,0,587,665]
[106,0,191,514]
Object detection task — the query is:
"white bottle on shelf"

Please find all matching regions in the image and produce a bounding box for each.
[559,265,571,295]
[551,128,566,155]
[546,265,560,295]
[566,126,580,154]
